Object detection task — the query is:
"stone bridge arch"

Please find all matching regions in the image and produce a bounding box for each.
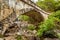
[0,0,50,35]
[21,9,44,25]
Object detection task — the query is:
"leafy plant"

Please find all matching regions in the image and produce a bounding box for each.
[37,0,60,12]
[18,15,30,21]
[37,18,55,37]
[36,10,60,37]
[49,10,60,19]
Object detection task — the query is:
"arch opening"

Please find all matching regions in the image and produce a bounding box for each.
[22,10,44,25]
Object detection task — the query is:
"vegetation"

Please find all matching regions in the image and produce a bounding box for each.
[37,0,60,12]
[1,0,60,40]
[36,1,60,39]
[36,10,60,38]
[18,15,30,21]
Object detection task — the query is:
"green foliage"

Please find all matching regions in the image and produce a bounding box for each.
[49,10,60,19]
[37,0,60,12]
[37,0,48,11]
[27,24,36,30]
[37,10,60,37]
[37,18,55,37]
[55,3,60,11]
[18,15,30,21]
[16,35,22,40]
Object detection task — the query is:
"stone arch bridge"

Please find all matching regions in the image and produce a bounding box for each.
[0,0,50,35]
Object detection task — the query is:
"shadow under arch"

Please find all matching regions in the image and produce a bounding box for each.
[22,9,44,25]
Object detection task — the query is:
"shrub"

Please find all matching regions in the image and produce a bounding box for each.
[37,18,55,37]
[37,0,60,12]
[36,10,60,37]
[49,10,60,19]
[18,15,30,21]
